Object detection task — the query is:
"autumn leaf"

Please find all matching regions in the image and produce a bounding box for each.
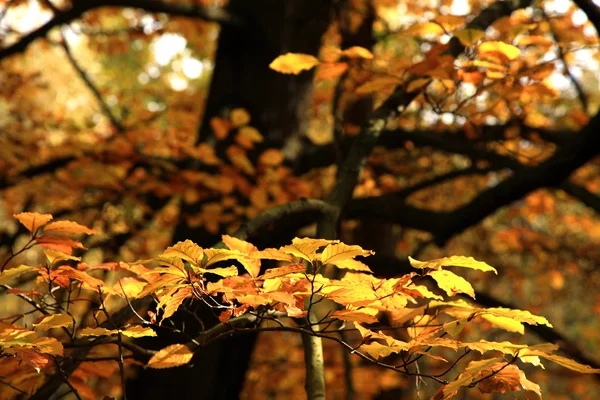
[259,263,306,279]
[258,148,285,166]
[43,220,96,235]
[121,326,157,338]
[0,265,34,284]
[408,255,497,274]
[429,269,475,298]
[269,53,320,75]
[454,28,486,46]
[405,22,445,36]
[341,46,373,59]
[280,237,337,262]
[331,309,379,324]
[33,314,73,330]
[478,41,520,61]
[36,235,85,254]
[321,242,373,265]
[406,77,431,93]
[230,108,251,127]
[44,249,81,264]
[13,212,53,232]
[160,240,204,266]
[79,327,118,337]
[147,344,194,369]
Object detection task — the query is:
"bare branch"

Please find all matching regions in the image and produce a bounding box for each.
[0,0,236,61]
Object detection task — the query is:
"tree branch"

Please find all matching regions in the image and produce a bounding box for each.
[59,28,124,131]
[0,0,235,61]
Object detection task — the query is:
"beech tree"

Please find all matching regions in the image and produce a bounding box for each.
[1,0,599,399]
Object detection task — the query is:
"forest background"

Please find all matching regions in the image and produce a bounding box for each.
[0,0,600,399]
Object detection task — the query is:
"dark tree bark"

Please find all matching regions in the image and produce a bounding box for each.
[128,2,332,399]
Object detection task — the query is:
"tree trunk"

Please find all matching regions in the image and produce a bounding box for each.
[127,1,331,399]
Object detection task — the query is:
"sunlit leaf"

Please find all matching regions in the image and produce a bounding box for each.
[43,220,96,235]
[121,326,157,338]
[454,28,486,46]
[478,41,520,60]
[429,269,475,298]
[408,256,497,274]
[13,212,53,232]
[269,53,320,75]
[33,314,73,331]
[341,46,373,59]
[0,265,35,284]
[147,344,194,369]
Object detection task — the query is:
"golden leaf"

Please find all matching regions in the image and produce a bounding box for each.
[13,212,53,232]
[0,265,34,285]
[121,326,157,338]
[321,243,373,265]
[147,344,193,369]
[429,269,475,298]
[454,28,486,46]
[405,22,445,36]
[33,314,73,331]
[478,41,520,61]
[44,249,81,264]
[258,148,285,166]
[161,240,204,266]
[43,220,96,235]
[406,77,431,93]
[331,309,379,324]
[79,327,118,337]
[269,53,320,75]
[341,46,373,59]
[408,255,497,274]
[280,237,337,262]
[230,108,251,127]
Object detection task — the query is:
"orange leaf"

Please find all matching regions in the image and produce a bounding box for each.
[260,263,306,279]
[269,53,320,75]
[147,344,193,369]
[316,62,348,82]
[210,117,231,140]
[13,212,53,232]
[36,236,85,254]
[230,108,251,127]
[33,314,73,330]
[258,148,285,166]
[454,28,486,46]
[341,46,373,59]
[43,220,96,235]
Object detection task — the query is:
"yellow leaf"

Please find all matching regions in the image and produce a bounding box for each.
[161,240,204,266]
[359,342,408,359]
[43,220,96,235]
[230,108,251,127]
[408,255,497,274]
[481,314,525,334]
[147,344,193,369]
[280,237,337,262]
[121,326,157,338]
[321,243,374,265]
[269,53,320,75]
[406,77,431,93]
[44,249,81,264]
[260,263,306,279]
[222,235,257,255]
[529,352,600,373]
[113,277,147,298]
[341,46,373,59]
[478,41,520,60]
[33,314,73,330]
[483,307,552,328]
[355,77,399,95]
[327,287,378,306]
[316,62,348,82]
[203,248,243,267]
[253,248,293,262]
[331,309,379,324]
[160,287,194,320]
[454,28,486,46]
[198,265,238,277]
[13,212,53,232]
[516,35,553,48]
[79,327,118,337]
[405,22,444,36]
[429,269,475,298]
[0,265,34,284]
[236,294,271,307]
[329,258,372,272]
[435,15,466,31]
